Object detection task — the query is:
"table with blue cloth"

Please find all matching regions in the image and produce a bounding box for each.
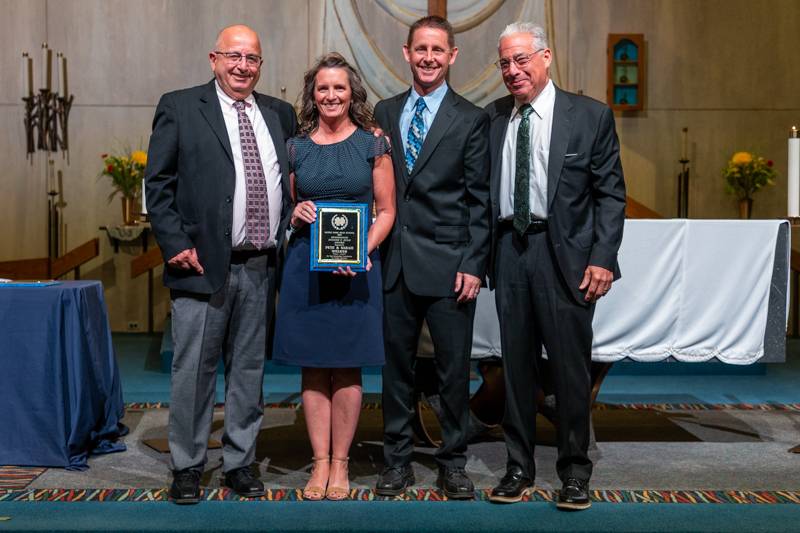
[0,280,126,470]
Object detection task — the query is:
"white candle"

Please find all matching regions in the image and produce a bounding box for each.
[41,43,47,91]
[790,126,800,217]
[21,53,26,99]
[141,178,147,215]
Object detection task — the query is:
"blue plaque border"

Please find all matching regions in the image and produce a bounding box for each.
[310,202,368,272]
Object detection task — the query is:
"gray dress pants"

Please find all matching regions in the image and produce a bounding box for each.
[168,252,274,473]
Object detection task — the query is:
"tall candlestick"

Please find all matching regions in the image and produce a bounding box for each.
[681,127,688,160]
[790,126,800,218]
[61,55,68,96]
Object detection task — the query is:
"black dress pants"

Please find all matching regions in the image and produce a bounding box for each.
[494,228,594,483]
[382,272,475,469]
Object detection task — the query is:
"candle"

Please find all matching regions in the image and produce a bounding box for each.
[61,55,68,96]
[141,177,147,215]
[41,43,47,91]
[790,126,800,217]
[27,56,33,97]
[48,160,55,192]
[55,52,61,96]
[57,170,64,204]
[681,127,688,161]
[46,48,52,92]
[21,53,26,98]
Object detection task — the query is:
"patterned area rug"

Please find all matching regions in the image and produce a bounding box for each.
[0,467,46,490]
[1,488,799,504]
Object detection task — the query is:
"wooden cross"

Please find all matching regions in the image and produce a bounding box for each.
[428,0,446,18]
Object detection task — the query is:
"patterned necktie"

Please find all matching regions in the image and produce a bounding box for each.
[405,97,428,174]
[234,100,269,249]
[513,103,534,235]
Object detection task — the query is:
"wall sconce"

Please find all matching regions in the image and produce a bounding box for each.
[22,43,73,163]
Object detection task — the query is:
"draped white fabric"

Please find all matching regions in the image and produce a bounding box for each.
[321,0,547,105]
[471,220,790,364]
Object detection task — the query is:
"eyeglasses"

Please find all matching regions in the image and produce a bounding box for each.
[495,49,545,71]
[214,51,263,67]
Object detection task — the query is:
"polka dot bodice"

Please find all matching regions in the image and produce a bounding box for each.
[288,129,391,206]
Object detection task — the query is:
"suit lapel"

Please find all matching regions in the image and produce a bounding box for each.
[198,80,234,164]
[547,87,573,210]
[409,89,457,179]
[386,91,410,186]
[490,96,514,204]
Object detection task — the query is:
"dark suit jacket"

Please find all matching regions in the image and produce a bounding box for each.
[485,86,626,305]
[375,88,490,298]
[145,80,297,294]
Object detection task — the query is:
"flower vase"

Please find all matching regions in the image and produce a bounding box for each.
[738,198,753,219]
[121,196,138,226]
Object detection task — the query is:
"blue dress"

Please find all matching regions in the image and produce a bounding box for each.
[272,129,390,368]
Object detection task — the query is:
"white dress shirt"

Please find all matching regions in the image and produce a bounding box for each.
[499,79,556,221]
[215,81,282,249]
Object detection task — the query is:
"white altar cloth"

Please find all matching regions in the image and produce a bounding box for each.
[470,220,790,364]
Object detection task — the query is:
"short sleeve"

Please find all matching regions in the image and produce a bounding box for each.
[370,135,391,166]
[286,137,297,172]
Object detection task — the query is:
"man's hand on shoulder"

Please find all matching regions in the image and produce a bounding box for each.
[168,248,204,275]
[454,272,481,303]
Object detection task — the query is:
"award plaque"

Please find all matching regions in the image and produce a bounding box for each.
[310,202,368,272]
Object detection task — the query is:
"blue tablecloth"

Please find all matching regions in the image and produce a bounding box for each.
[0,280,126,470]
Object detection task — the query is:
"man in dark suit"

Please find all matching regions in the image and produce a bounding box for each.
[145,25,296,504]
[373,16,490,499]
[485,22,626,509]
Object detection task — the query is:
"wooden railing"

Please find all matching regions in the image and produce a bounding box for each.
[0,238,99,280]
[131,246,162,279]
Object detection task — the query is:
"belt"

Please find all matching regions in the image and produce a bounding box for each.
[498,218,548,234]
[230,247,276,265]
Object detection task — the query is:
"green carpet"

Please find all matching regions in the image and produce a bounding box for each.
[1,501,799,532]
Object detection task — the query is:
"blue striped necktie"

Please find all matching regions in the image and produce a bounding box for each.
[405,97,427,174]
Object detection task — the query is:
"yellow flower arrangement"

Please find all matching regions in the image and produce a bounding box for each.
[722,150,776,201]
[100,148,147,201]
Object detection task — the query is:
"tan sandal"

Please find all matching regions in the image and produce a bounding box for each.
[303,456,329,501]
[326,456,350,500]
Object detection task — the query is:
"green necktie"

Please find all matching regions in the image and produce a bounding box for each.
[513,103,534,235]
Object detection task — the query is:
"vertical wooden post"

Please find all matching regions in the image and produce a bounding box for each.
[428,0,446,18]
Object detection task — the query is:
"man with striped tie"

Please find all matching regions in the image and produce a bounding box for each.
[373,16,490,499]
[145,25,296,504]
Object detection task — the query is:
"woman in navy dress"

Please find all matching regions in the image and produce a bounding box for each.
[273,53,395,500]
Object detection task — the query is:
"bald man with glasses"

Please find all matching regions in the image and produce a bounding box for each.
[145,24,296,504]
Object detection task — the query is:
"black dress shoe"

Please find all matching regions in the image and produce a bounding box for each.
[375,465,415,496]
[489,468,533,504]
[170,469,201,505]
[437,467,475,500]
[224,466,266,498]
[557,477,591,510]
